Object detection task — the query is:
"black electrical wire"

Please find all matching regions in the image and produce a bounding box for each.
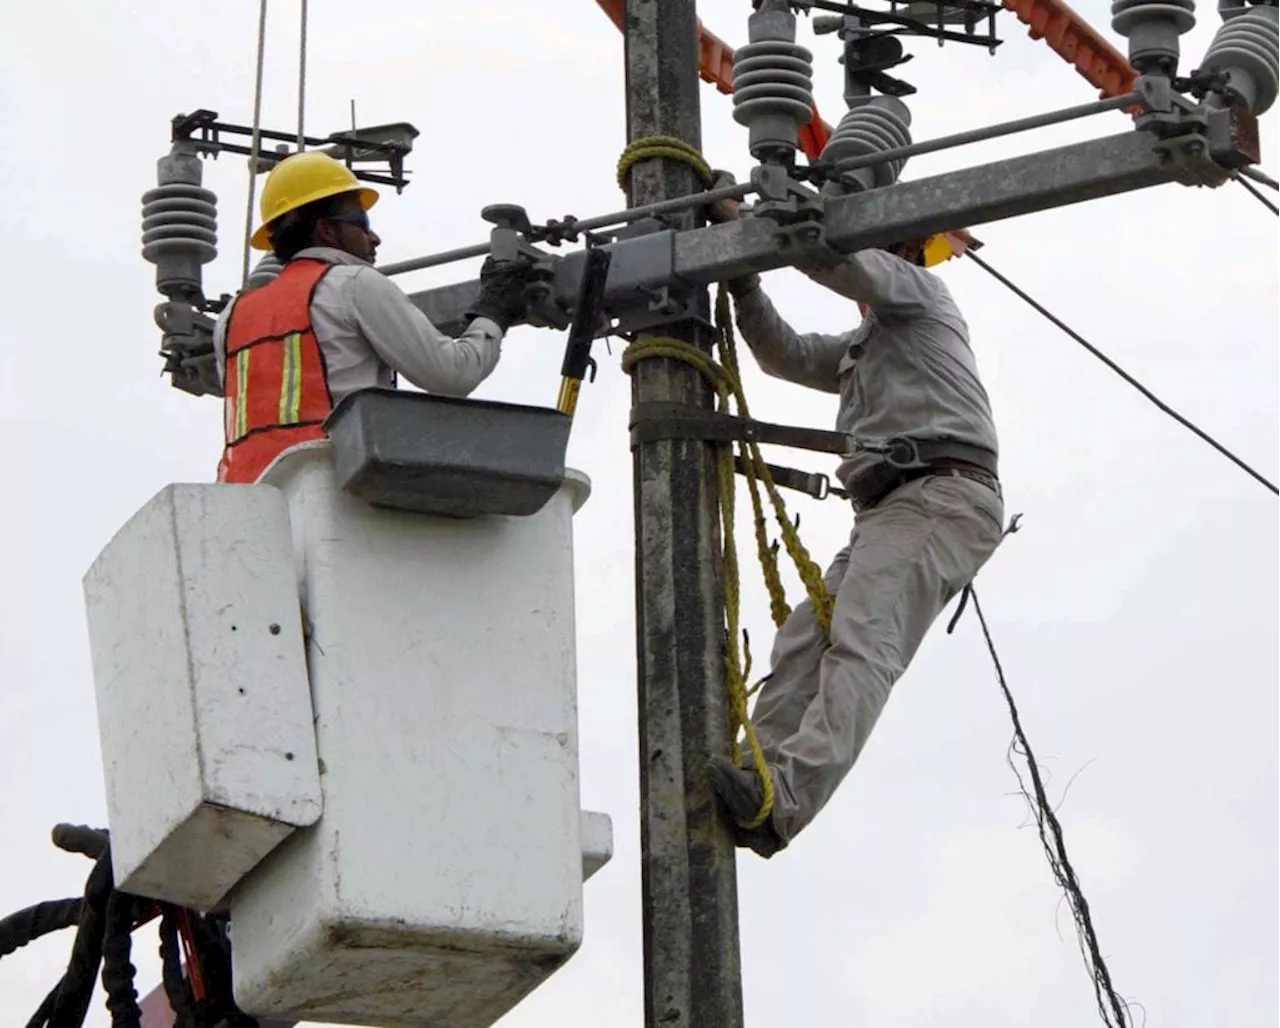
[950,580,1136,1028]
[965,250,1279,497]
[1239,165,1280,191]
[967,586,1131,1028]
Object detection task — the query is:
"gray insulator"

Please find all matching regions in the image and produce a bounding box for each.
[247,254,284,290]
[1201,4,1279,115]
[142,148,217,301]
[1111,0,1197,73]
[732,3,815,159]
[820,97,913,192]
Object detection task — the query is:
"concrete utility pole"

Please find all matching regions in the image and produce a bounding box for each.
[622,2,746,1028]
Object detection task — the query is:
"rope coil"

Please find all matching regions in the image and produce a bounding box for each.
[616,135,715,192]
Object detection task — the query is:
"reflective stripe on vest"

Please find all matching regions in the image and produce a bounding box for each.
[217,258,334,484]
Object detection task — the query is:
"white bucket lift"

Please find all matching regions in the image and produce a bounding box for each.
[83,390,613,1028]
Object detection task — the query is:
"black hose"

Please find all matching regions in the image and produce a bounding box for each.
[51,825,109,861]
[0,899,83,959]
[101,891,141,1028]
[25,978,63,1028]
[46,851,114,1028]
[158,909,196,1028]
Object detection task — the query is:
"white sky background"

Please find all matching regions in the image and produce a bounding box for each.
[1,1,1276,1025]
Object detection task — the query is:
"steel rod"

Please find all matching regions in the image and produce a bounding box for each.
[376,182,758,278]
[821,90,1144,180]
[406,129,1193,337]
[1239,164,1280,191]
[384,94,1139,280]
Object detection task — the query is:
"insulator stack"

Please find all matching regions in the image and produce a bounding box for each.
[732,0,816,161]
[1200,4,1279,115]
[247,254,284,290]
[1111,0,1197,76]
[819,97,913,193]
[141,146,217,303]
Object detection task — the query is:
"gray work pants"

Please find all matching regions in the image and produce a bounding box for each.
[752,472,1006,845]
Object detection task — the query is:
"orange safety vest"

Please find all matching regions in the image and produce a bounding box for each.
[217,258,335,484]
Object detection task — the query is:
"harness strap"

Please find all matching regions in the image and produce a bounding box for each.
[629,402,851,455]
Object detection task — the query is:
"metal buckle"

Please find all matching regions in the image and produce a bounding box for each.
[854,435,928,470]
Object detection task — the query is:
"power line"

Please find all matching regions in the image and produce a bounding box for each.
[297,0,309,149]
[1234,173,1279,216]
[965,250,1279,497]
[1239,163,1280,192]
[241,0,269,289]
[950,576,1136,1028]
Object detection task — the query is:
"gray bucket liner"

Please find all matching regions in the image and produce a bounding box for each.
[324,388,573,518]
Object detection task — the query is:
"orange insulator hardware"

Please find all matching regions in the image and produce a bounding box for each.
[594,0,832,160]
[1001,0,1138,99]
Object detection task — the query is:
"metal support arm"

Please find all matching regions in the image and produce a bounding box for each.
[408,122,1243,337]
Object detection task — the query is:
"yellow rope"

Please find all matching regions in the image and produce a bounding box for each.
[615,136,831,830]
[616,135,715,192]
[621,288,834,829]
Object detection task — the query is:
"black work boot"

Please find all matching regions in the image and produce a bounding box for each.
[707,755,786,859]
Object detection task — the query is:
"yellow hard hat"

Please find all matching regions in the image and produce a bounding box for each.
[920,229,982,268]
[250,151,380,251]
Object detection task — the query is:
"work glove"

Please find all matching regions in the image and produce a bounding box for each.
[705,169,742,226]
[466,255,534,332]
[725,273,761,300]
[704,170,760,300]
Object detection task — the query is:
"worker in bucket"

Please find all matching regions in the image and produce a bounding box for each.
[213,150,535,484]
[705,183,1005,858]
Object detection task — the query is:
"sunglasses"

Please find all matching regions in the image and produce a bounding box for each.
[325,211,373,234]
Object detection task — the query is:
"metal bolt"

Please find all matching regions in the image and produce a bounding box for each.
[269,623,281,635]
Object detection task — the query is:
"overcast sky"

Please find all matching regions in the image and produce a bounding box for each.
[1,2,1276,1026]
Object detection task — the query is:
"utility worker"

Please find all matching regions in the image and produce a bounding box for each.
[706,192,1006,858]
[214,150,534,484]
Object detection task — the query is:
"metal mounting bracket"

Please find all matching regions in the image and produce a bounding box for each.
[748,164,826,226]
[1206,98,1261,170]
[561,228,706,336]
[1153,130,1233,187]
[155,302,223,397]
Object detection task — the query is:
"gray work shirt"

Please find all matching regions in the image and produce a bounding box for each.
[213,246,504,403]
[733,249,999,492]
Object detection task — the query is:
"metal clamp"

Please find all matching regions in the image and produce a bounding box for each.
[480,204,571,329]
[155,301,223,397]
[749,163,826,226]
[1152,130,1233,187]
